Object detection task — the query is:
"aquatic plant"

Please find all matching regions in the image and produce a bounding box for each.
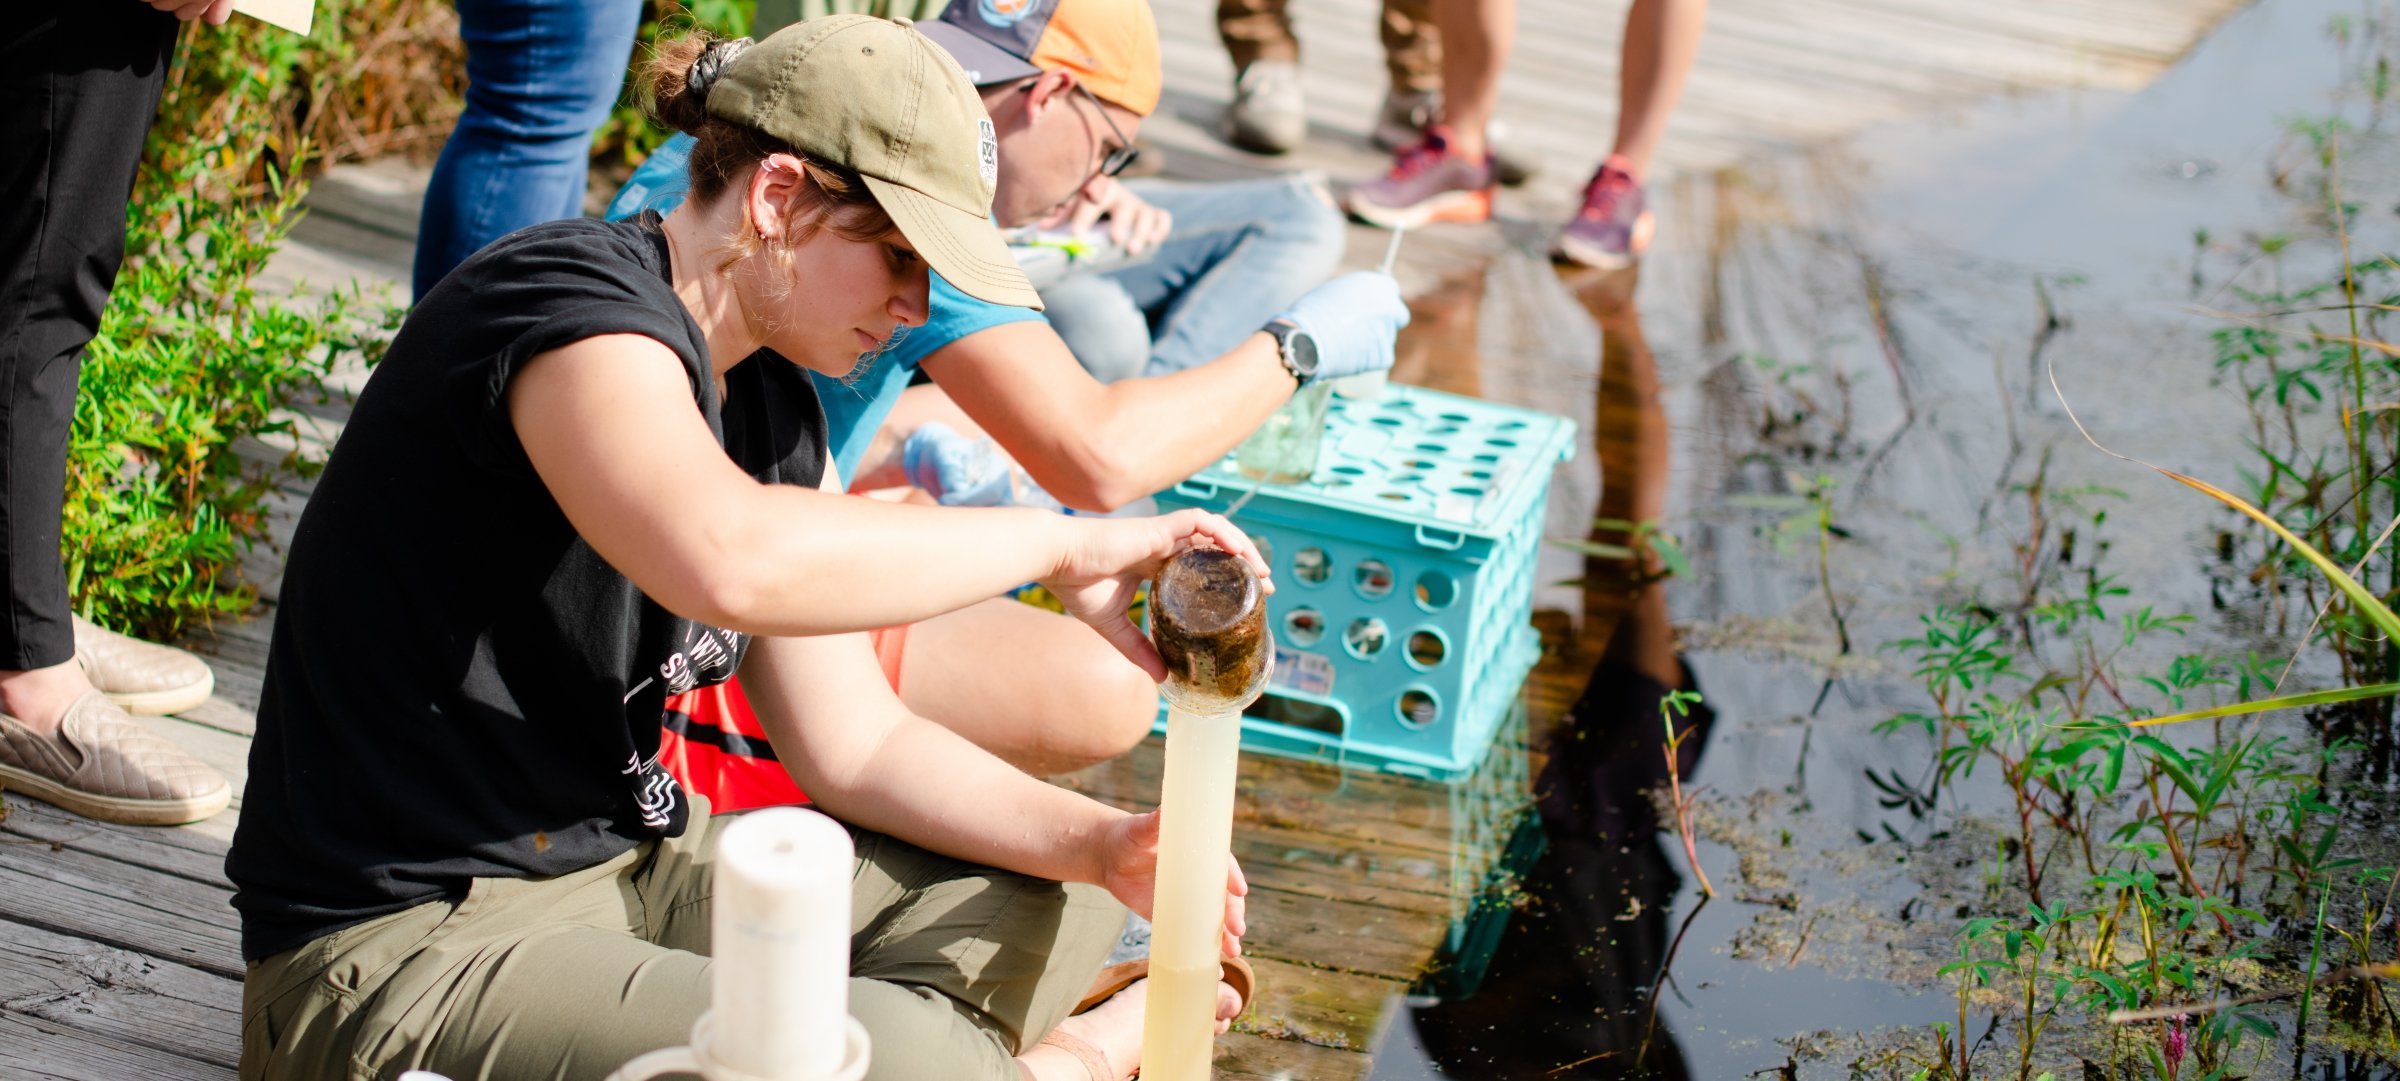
[1658,688,1714,898]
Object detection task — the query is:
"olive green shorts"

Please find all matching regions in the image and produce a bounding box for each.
[240,799,1122,1081]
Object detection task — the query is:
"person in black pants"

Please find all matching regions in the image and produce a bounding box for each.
[0,0,235,826]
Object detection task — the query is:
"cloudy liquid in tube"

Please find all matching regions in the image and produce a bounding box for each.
[1140,547,1270,1081]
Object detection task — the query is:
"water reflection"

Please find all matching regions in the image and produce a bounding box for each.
[1390,265,1713,1079]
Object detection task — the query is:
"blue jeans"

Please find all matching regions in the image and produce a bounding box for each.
[413,0,643,300]
[1044,175,1344,382]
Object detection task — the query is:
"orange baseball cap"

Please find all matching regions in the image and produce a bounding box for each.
[919,0,1162,117]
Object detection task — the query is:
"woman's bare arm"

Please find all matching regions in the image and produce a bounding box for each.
[507,334,1267,657]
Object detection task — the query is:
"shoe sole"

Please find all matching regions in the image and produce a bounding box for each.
[1551,211,1657,270]
[0,761,231,826]
[102,671,214,717]
[1346,187,1494,229]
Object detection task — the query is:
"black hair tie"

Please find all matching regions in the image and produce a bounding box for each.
[688,38,754,102]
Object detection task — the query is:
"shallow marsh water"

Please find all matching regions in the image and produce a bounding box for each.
[1366,0,2400,1075]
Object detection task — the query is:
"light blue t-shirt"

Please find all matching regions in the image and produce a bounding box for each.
[816,272,1043,481]
[606,133,1045,482]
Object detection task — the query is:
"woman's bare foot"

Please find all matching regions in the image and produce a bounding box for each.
[1015,976,1244,1081]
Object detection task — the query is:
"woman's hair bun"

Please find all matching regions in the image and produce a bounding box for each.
[687,38,753,102]
[643,33,754,137]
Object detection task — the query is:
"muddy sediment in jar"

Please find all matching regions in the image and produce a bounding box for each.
[1150,546,1269,708]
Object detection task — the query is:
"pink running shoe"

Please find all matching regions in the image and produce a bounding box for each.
[1344,126,1495,229]
[1552,162,1655,270]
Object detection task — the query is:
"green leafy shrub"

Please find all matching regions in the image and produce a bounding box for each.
[65,12,416,641]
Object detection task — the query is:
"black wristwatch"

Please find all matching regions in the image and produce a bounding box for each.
[1264,318,1320,386]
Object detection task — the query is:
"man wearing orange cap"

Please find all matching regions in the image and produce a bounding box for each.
[608,0,1410,808]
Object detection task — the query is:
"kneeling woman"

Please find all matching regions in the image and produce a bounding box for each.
[229,17,1251,1081]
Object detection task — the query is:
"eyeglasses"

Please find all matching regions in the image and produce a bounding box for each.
[1022,80,1139,180]
[1072,84,1141,179]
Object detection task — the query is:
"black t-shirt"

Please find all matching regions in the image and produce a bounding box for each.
[227,215,827,962]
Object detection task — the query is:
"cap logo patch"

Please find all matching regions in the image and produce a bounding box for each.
[978,0,1036,26]
[977,119,999,184]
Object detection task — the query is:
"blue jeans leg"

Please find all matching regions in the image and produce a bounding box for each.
[1037,273,1151,383]
[413,0,643,299]
[1097,173,1346,376]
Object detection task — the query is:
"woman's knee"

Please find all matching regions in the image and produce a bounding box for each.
[1086,656,1162,761]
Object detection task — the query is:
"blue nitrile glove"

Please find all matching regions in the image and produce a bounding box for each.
[1270,271,1410,384]
[902,422,1069,514]
[605,133,698,222]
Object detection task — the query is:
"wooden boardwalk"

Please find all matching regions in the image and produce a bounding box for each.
[2,1,2247,1076]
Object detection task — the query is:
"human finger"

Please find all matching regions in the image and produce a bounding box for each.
[1088,605,1166,681]
[205,0,238,24]
[1068,195,1107,238]
[1139,206,1174,252]
[1167,511,1273,593]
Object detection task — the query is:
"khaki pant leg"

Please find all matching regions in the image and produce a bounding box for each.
[1382,0,1443,93]
[239,842,702,1081]
[1219,0,1299,70]
[242,900,454,1081]
[241,804,1119,1081]
[843,829,1124,1081]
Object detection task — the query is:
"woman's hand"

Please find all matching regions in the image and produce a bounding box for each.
[1040,509,1272,679]
[1098,811,1249,958]
[147,0,239,24]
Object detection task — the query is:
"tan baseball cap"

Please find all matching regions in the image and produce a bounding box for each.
[705,15,1039,309]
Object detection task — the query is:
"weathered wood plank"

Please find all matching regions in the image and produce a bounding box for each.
[174,696,259,740]
[1241,886,1449,982]
[141,716,254,808]
[0,918,242,1069]
[1230,827,1459,915]
[1237,956,1405,1053]
[1057,737,1518,853]
[1,796,233,887]
[0,1006,235,1080]
[0,838,242,979]
[1213,1029,1373,1081]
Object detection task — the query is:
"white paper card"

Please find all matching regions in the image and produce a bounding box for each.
[233,0,314,35]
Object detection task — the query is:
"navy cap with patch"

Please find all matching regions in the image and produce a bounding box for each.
[919,0,1055,87]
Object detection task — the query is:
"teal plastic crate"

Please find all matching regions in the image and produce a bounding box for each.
[1150,384,1575,780]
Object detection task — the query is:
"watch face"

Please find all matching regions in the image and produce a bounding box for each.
[1290,329,1321,378]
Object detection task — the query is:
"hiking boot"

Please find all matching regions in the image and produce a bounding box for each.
[1369,88,1538,186]
[1344,126,1495,228]
[1224,60,1306,155]
[0,692,231,825]
[73,615,213,716]
[1551,162,1655,270]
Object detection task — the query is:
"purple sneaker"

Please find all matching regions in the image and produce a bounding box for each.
[1551,162,1655,270]
[1344,126,1495,229]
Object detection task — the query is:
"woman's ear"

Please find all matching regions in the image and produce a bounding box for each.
[748,153,810,243]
